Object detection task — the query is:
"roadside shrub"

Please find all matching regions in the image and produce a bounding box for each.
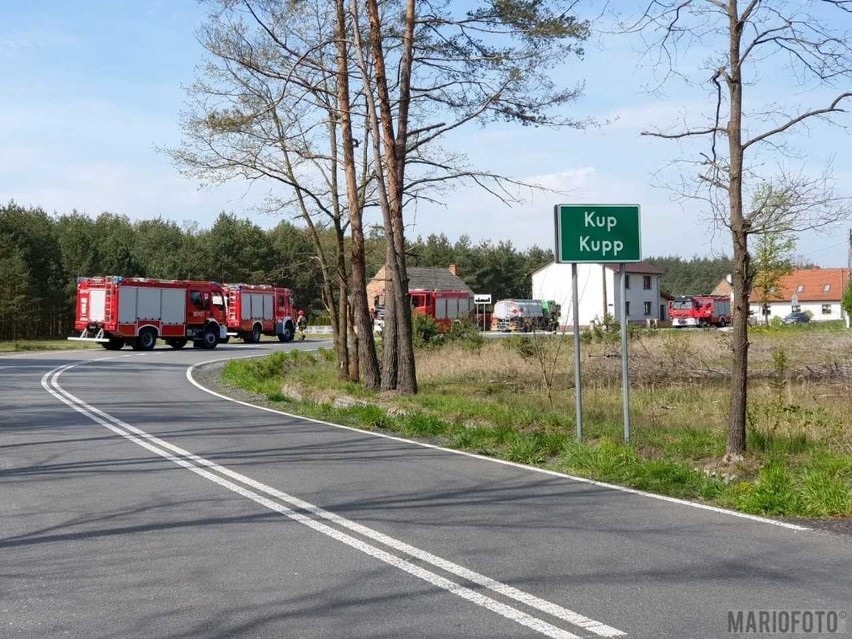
[581,319,619,345]
[412,312,441,348]
[443,320,484,351]
[504,334,537,358]
[769,347,788,404]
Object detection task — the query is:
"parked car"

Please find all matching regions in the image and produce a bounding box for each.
[782,311,810,325]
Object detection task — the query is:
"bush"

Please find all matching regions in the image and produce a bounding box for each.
[412,312,441,348]
[443,320,484,351]
[504,334,537,358]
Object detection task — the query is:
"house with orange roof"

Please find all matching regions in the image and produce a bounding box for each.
[747,267,849,322]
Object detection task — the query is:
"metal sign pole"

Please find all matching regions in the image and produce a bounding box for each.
[619,263,632,444]
[572,263,583,441]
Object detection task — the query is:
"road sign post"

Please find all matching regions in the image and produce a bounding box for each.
[620,264,632,444]
[555,204,641,444]
[572,263,583,441]
[474,294,491,332]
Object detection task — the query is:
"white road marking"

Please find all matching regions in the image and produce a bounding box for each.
[41,361,625,639]
[185,355,810,532]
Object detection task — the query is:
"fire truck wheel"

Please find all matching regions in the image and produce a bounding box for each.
[101,337,125,351]
[243,323,262,344]
[135,328,157,351]
[277,321,294,342]
[200,326,219,349]
[167,339,188,350]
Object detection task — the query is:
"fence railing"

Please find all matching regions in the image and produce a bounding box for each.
[305,325,333,335]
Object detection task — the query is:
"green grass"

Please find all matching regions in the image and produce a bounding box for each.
[221,342,852,519]
[0,339,102,353]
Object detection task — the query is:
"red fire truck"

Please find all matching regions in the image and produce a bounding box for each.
[223,284,296,343]
[69,277,228,350]
[409,289,474,331]
[375,289,474,332]
[669,295,732,328]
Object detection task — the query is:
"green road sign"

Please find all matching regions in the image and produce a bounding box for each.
[554,204,641,263]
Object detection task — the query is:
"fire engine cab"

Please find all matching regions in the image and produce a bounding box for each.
[669,295,731,328]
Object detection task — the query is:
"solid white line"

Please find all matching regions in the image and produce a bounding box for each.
[41,361,623,639]
[185,355,810,532]
[53,354,624,636]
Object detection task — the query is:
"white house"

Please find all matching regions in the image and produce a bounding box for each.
[746,267,849,322]
[531,262,665,327]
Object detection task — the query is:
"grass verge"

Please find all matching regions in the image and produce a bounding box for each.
[0,339,101,353]
[221,336,851,519]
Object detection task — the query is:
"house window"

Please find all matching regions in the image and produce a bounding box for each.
[822,304,832,315]
[624,274,630,289]
[796,285,805,293]
[625,301,631,316]
[643,301,652,315]
[823,284,831,292]
[792,304,801,312]
[643,275,652,290]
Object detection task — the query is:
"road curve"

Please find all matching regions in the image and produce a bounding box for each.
[1,342,848,639]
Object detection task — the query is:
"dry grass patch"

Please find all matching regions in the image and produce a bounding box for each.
[222,327,852,517]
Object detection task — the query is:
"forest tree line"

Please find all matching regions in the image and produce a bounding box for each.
[0,202,739,341]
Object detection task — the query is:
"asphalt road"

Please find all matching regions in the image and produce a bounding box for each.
[1,341,848,639]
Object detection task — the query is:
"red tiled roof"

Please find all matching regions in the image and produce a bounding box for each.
[711,279,733,296]
[770,268,849,302]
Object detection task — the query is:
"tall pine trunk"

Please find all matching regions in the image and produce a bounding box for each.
[366,0,418,394]
[335,0,380,389]
[726,1,748,457]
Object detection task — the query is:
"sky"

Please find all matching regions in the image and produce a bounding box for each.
[1,1,851,266]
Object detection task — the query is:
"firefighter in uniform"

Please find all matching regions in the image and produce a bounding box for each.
[296,309,308,341]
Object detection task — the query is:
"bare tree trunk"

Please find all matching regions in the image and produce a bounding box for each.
[366,0,417,394]
[390,0,418,394]
[335,221,352,380]
[348,299,360,381]
[381,272,399,391]
[389,216,417,393]
[726,0,748,458]
[335,0,380,389]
